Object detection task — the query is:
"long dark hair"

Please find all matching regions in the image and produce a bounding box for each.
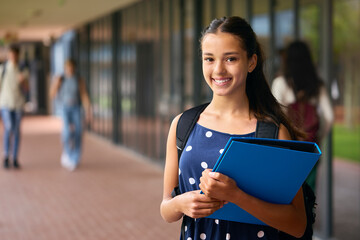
[200,16,300,140]
[284,41,323,101]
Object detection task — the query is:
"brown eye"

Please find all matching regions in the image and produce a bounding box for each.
[226,57,237,62]
[204,57,214,62]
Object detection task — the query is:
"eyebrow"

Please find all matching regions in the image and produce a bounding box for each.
[203,52,240,56]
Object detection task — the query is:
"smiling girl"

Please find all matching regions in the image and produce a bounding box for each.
[161,17,306,240]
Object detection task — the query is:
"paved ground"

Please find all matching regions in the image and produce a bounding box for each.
[331,159,360,239]
[0,116,180,240]
[0,116,358,240]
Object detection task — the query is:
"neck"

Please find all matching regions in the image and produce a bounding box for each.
[209,92,252,119]
[9,59,18,65]
[65,72,74,78]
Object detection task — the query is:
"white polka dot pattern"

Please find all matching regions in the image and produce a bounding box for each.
[186,146,192,151]
[226,233,231,239]
[257,230,265,238]
[201,162,208,169]
[200,233,206,239]
[189,178,196,185]
[219,149,224,154]
[205,131,213,138]
[215,219,219,224]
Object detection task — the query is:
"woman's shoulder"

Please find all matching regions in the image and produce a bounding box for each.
[272,75,288,88]
[273,75,286,82]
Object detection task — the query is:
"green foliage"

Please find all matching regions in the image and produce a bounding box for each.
[333,0,360,59]
[300,4,320,63]
[333,124,360,162]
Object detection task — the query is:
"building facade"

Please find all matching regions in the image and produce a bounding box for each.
[50,0,334,164]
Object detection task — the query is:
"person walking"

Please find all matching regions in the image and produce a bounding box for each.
[0,45,29,169]
[272,41,334,190]
[50,59,91,171]
[161,17,308,239]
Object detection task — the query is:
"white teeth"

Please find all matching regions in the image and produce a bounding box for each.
[214,78,231,83]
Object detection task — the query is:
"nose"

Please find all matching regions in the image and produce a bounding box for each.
[214,60,226,75]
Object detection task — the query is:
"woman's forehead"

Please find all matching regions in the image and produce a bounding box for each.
[202,32,245,53]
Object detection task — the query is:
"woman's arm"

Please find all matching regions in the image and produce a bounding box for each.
[49,76,62,100]
[318,86,334,140]
[79,77,90,109]
[160,115,224,223]
[79,77,92,122]
[199,124,307,238]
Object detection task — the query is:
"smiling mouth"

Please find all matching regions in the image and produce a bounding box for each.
[212,78,232,84]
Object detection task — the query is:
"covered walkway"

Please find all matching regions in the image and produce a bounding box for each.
[0,116,180,240]
[0,116,358,240]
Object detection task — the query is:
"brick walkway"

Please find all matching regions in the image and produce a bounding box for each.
[0,116,180,240]
[0,116,358,240]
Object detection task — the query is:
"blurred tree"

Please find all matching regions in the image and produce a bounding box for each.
[334,0,360,128]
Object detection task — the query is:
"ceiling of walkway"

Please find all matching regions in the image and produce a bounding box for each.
[0,0,139,43]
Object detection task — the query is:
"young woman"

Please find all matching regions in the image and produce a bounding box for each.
[272,41,333,191]
[50,59,91,171]
[0,45,29,169]
[161,17,307,239]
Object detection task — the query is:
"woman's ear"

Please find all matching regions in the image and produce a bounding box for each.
[248,54,258,73]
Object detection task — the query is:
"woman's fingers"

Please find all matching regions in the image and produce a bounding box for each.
[181,190,224,218]
[200,169,239,201]
[187,201,223,218]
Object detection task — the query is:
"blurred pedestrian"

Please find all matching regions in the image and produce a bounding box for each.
[50,59,91,171]
[272,40,334,190]
[0,44,29,169]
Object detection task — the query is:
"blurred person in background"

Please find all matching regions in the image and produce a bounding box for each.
[50,59,91,171]
[0,44,29,169]
[271,40,334,191]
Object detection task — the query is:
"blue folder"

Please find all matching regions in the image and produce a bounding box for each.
[206,137,321,225]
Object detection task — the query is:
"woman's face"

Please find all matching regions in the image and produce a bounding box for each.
[8,51,19,63]
[201,32,257,98]
[65,63,75,76]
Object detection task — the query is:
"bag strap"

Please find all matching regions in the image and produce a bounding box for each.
[175,104,280,162]
[176,104,279,161]
[175,103,209,240]
[176,103,209,160]
[255,121,279,139]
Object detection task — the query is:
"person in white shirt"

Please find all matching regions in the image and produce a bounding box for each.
[271,41,334,190]
[0,45,29,169]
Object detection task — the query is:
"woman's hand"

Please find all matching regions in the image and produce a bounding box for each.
[177,190,224,219]
[199,169,240,203]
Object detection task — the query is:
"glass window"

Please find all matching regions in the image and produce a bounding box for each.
[274,0,295,77]
[299,0,321,64]
[252,0,271,57]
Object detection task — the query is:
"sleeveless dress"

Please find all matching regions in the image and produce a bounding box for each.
[178,124,280,240]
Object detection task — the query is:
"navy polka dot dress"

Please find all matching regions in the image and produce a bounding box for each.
[178,124,280,240]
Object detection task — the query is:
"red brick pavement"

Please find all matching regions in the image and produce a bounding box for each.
[0,116,359,240]
[0,116,180,240]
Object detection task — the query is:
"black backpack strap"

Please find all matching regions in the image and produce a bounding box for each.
[255,121,279,139]
[176,103,209,160]
[173,103,209,240]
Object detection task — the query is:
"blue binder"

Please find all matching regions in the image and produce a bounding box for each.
[206,137,321,225]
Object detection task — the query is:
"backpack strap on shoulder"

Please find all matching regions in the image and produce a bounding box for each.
[176,103,209,160]
[255,121,279,139]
